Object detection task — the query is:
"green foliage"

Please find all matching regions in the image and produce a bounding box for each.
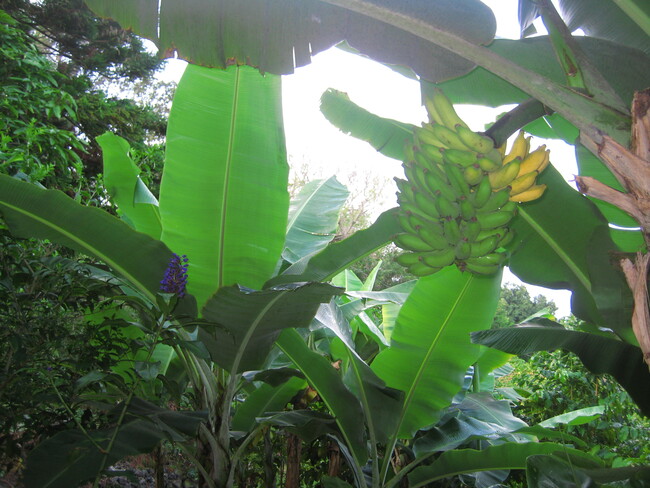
[0,232,128,475]
[492,282,557,328]
[500,349,650,464]
[0,12,85,186]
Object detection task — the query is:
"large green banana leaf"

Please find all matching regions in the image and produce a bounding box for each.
[430,37,650,108]
[517,0,650,55]
[471,325,650,416]
[283,176,349,264]
[320,89,413,161]
[276,328,367,471]
[509,167,631,339]
[159,64,289,309]
[98,132,162,239]
[0,174,171,302]
[83,0,496,83]
[198,282,340,373]
[406,442,601,488]
[371,266,501,438]
[232,376,307,432]
[267,208,401,287]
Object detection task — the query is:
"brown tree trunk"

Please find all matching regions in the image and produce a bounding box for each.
[327,441,341,478]
[285,433,301,488]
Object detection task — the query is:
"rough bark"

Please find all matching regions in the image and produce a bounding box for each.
[575,88,650,367]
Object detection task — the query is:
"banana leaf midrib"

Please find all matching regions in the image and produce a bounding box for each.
[286,178,333,232]
[517,206,591,292]
[0,199,155,303]
[219,67,241,289]
[394,273,475,437]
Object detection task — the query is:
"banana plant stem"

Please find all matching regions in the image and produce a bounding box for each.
[610,0,650,37]
[322,0,631,145]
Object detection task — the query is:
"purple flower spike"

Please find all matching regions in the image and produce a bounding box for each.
[160,253,189,297]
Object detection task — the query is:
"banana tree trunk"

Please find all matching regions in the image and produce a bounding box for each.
[575,88,650,367]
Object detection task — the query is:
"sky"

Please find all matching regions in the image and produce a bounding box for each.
[156,0,574,317]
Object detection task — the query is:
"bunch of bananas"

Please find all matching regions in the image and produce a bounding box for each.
[393,88,550,277]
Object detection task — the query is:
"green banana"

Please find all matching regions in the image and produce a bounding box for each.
[396,252,423,267]
[435,194,460,220]
[455,125,494,154]
[443,218,462,245]
[477,188,510,213]
[430,124,471,151]
[443,162,470,198]
[424,171,457,202]
[463,259,502,275]
[415,126,447,149]
[422,247,457,268]
[477,208,515,230]
[397,211,418,235]
[408,261,442,277]
[418,224,449,250]
[394,233,432,252]
[469,234,500,257]
[441,148,477,168]
[455,240,472,260]
[461,218,482,242]
[418,143,445,165]
[430,88,469,130]
[477,156,501,172]
[497,228,515,248]
[471,177,493,208]
[463,164,484,186]
[459,197,476,220]
[415,191,442,219]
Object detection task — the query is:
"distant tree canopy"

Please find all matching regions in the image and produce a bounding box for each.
[493,282,558,328]
[0,0,171,189]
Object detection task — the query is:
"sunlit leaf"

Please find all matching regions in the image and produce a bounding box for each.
[0,175,171,302]
[283,176,349,264]
[159,64,289,309]
[371,266,501,437]
[98,132,161,239]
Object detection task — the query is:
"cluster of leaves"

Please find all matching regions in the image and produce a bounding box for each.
[0,1,169,190]
[0,11,85,187]
[492,283,557,329]
[0,232,132,475]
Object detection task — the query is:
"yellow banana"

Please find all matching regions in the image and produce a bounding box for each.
[518,145,548,176]
[509,170,538,196]
[503,131,529,165]
[510,184,547,203]
[488,158,521,190]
